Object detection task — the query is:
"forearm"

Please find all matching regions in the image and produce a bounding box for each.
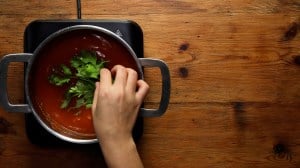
[100,137,143,168]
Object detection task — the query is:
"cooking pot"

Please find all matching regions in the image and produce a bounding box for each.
[0,25,170,144]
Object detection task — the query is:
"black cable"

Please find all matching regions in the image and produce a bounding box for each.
[77,0,81,19]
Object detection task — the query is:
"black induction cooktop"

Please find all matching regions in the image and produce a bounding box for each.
[24,20,144,146]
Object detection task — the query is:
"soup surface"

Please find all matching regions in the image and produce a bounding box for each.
[29,28,140,139]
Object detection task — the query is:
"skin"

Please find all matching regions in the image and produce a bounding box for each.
[92,65,149,168]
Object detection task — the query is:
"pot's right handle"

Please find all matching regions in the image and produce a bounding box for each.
[139,58,170,117]
[0,53,32,113]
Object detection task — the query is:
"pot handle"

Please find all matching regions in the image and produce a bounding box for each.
[0,53,32,113]
[139,58,170,117]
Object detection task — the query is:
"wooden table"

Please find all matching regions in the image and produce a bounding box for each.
[1,0,300,167]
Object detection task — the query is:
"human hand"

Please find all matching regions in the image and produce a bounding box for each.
[92,65,148,168]
[92,65,149,144]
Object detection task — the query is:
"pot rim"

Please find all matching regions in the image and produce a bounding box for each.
[25,25,144,144]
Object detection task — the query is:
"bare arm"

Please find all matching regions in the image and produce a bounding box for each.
[92,65,149,168]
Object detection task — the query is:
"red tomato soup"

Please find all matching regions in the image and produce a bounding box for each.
[28,29,139,139]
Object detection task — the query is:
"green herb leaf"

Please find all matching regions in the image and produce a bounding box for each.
[71,50,104,80]
[49,74,70,86]
[61,92,73,109]
[61,64,72,75]
[48,50,107,110]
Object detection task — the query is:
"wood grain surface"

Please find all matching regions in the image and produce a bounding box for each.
[1,0,300,167]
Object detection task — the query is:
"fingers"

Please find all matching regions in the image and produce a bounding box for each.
[126,68,138,93]
[92,82,100,115]
[100,65,149,101]
[100,68,112,88]
[111,65,127,87]
[136,79,149,102]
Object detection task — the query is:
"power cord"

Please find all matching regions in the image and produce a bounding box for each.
[77,0,81,19]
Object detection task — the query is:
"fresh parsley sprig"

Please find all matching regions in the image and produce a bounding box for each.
[49,50,106,109]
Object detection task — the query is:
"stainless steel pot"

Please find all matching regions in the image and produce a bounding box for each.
[0,25,170,144]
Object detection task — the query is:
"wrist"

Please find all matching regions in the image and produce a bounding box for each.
[99,136,143,168]
[98,130,135,152]
[97,130,132,145]
[99,135,135,151]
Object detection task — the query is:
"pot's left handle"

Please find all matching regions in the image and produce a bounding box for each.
[0,53,32,113]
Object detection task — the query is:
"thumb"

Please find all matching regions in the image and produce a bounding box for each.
[135,80,149,103]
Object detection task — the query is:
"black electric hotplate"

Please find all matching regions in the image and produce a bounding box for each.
[24,20,144,146]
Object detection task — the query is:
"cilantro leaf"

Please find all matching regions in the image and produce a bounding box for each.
[61,64,72,75]
[49,74,70,86]
[49,50,107,110]
[71,50,105,80]
[61,92,73,109]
